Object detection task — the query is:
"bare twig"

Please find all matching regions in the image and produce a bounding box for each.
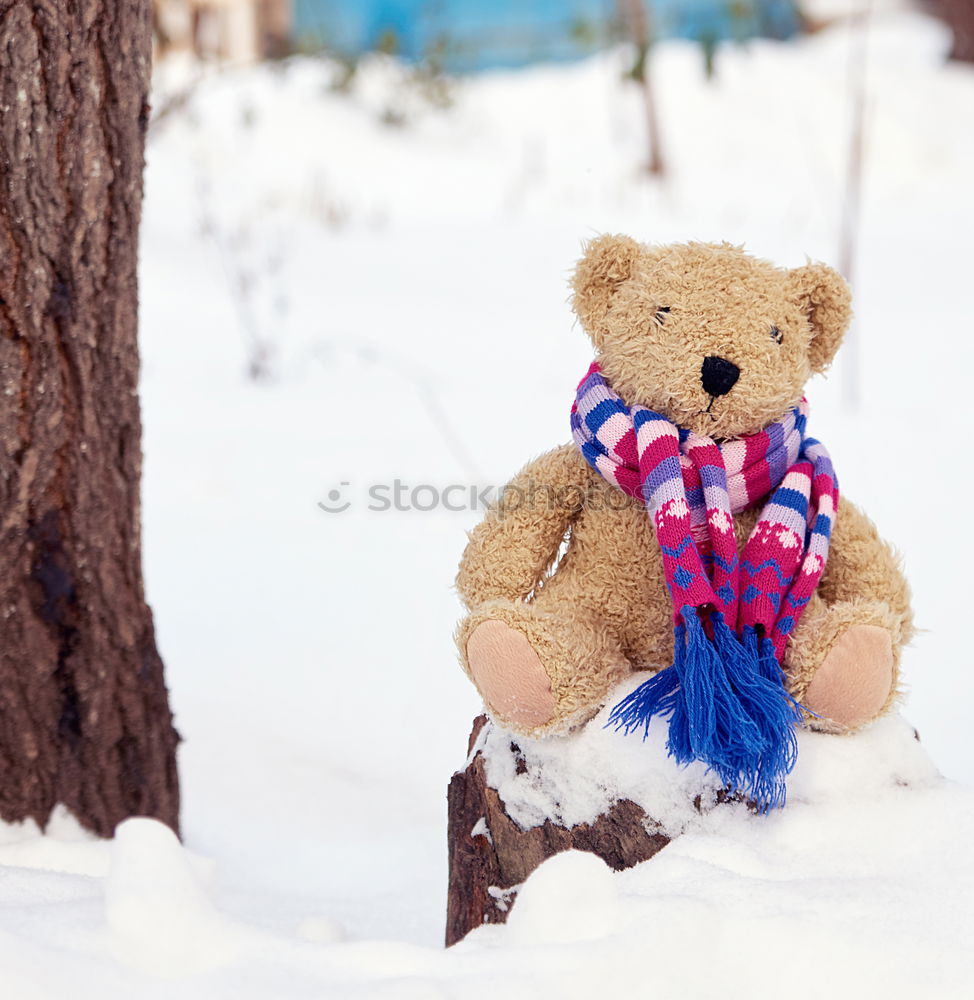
[617,0,665,176]
[839,0,874,410]
[307,337,483,483]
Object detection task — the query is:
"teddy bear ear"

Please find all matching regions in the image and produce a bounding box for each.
[571,234,643,345]
[789,262,852,374]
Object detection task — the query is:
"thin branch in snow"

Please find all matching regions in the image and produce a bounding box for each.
[839,0,874,410]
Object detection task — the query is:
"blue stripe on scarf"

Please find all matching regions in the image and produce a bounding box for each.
[580,440,606,466]
[577,368,605,398]
[642,455,683,498]
[698,463,728,489]
[766,419,787,486]
[585,397,629,434]
[768,487,809,515]
[633,408,668,430]
[813,513,832,537]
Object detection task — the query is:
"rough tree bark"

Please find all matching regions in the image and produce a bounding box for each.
[0,0,180,836]
[446,716,672,946]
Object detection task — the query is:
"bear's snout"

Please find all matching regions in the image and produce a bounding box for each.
[701,355,740,397]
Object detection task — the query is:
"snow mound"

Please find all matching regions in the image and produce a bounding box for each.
[0,805,109,877]
[505,851,619,946]
[479,673,940,837]
[106,819,243,976]
[464,689,972,999]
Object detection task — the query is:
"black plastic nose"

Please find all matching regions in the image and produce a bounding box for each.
[701,355,740,397]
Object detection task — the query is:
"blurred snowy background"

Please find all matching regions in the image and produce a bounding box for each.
[3,0,974,996]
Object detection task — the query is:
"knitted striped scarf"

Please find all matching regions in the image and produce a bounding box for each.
[571,362,839,809]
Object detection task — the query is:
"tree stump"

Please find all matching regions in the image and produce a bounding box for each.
[446,715,671,946]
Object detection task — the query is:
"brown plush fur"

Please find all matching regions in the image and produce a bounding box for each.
[456,238,913,737]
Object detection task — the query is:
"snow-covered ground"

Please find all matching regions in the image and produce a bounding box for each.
[3,4,974,997]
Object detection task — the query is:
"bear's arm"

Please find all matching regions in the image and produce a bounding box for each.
[456,444,591,608]
[817,497,915,645]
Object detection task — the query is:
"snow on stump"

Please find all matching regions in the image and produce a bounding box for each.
[446,678,739,946]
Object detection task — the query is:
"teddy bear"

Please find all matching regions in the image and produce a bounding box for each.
[455,236,913,805]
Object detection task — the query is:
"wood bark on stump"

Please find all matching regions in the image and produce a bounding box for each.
[446,716,671,946]
[0,0,180,836]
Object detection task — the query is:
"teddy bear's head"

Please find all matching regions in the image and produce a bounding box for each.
[571,237,851,439]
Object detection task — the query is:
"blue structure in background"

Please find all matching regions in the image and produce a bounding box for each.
[292,0,801,72]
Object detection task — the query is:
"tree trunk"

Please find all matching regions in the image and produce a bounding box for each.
[257,0,292,60]
[935,0,974,62]
[446,716,671,946]
[0,0,180,837]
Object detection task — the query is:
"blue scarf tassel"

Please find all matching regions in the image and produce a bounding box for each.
[607,606,803,811]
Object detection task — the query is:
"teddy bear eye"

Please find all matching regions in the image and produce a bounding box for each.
[655,306,671,324]
[770,325,783,344]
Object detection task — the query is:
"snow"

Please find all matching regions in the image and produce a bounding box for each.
[480,677,940,836]
[474,706,973,999]
[105,820,243,976]
[505,851,620,946]
[4,5,974,996]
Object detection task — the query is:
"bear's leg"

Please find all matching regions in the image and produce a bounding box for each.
[456,598,630,737]
[784,598,902,732]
